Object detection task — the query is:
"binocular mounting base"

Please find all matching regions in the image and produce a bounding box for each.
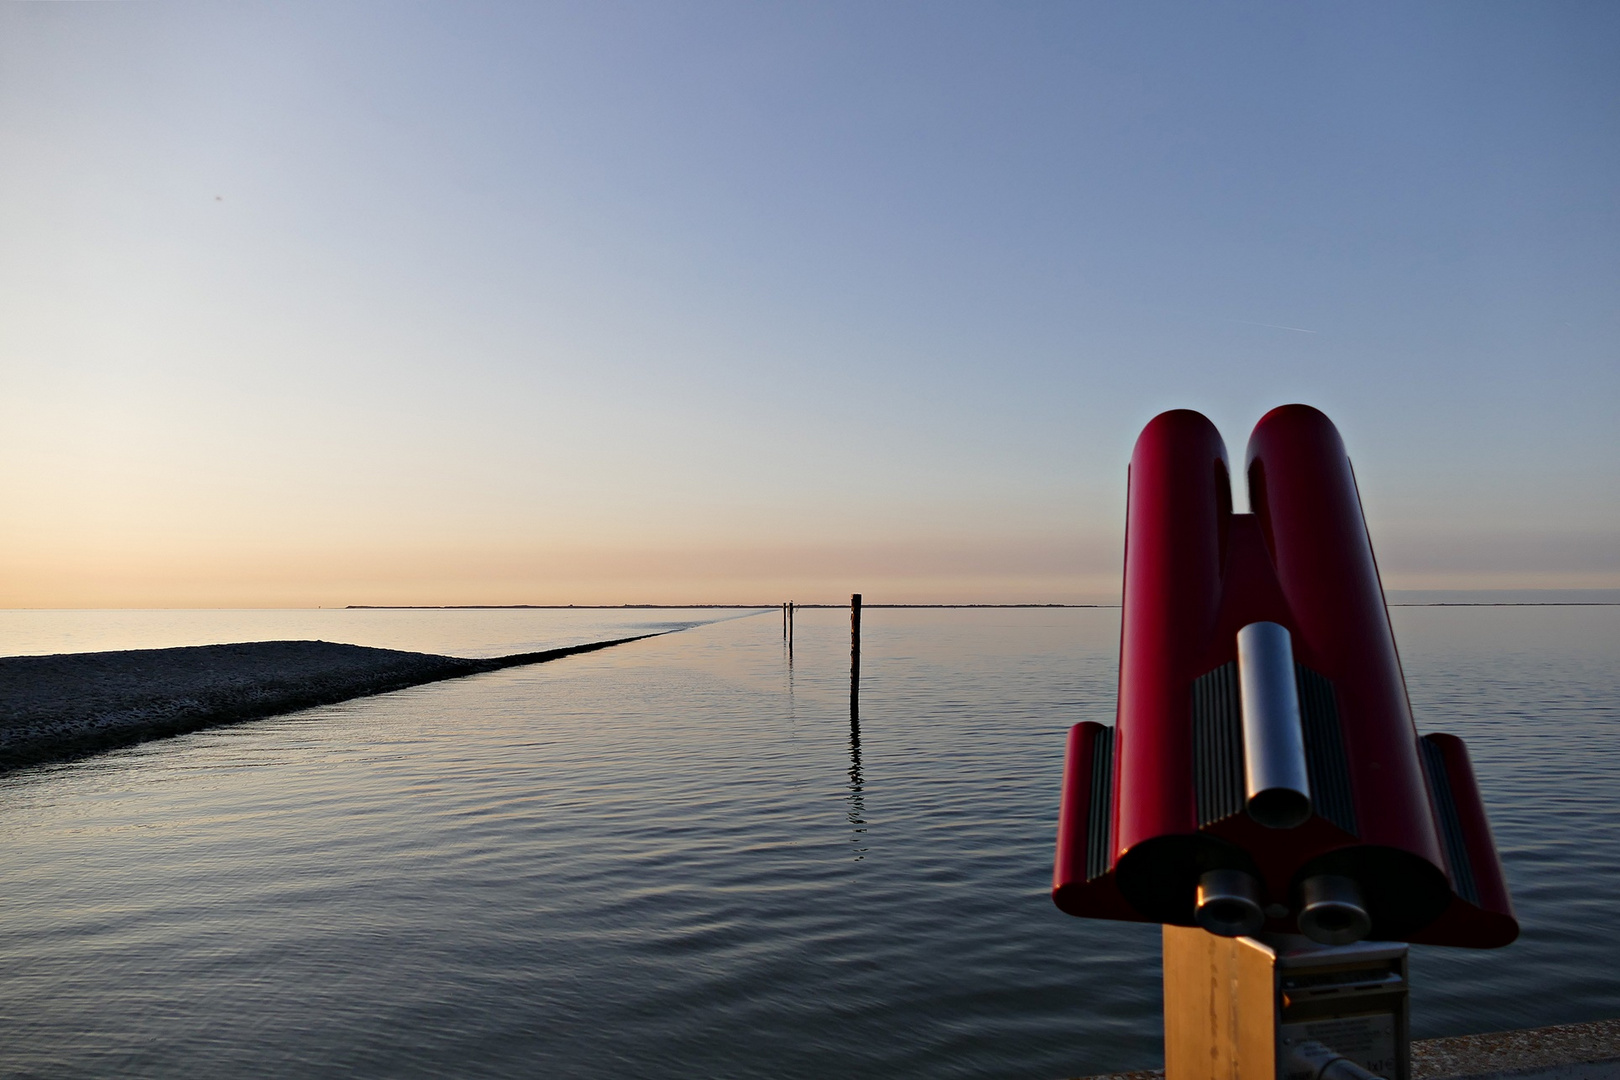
[1163,925,1410,1080]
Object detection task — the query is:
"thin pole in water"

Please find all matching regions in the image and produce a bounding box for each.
[850,593,861,716]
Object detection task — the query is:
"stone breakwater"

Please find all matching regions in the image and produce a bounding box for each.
[0,635,653,772]
[1069,1018,1620,1080]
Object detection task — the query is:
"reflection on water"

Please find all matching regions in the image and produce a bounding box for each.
[849,602,866,858]
[848,708,868,860]
[0,607,1615,1079]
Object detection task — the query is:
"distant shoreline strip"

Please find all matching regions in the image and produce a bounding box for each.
[0,635,657,774]
[340,602,1619,609]
[344,603,1112,609]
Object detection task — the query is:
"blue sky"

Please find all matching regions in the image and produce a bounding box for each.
[1,2,1615,604]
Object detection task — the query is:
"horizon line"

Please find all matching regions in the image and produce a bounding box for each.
[342,601,1620,610]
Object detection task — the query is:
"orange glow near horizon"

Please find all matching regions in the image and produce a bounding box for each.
[0,535,1122,608]
[4,532,1615,609]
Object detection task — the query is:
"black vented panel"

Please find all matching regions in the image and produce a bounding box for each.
[1420,736,1479,904]
[1086,726,1115,881]
[1191,658,1359,836]
[1296,664,1358,837]
[1191,663,1244,827]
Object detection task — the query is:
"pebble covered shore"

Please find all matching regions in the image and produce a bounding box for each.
[0,635,652,772]
[1069,1018,1620,1080]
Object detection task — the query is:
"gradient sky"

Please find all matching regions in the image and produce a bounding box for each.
[2,2,1616,606]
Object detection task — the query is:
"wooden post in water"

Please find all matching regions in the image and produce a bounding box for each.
[850,593,862,716]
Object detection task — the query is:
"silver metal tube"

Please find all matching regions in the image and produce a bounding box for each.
[1194,868,1265,937]
[1237,621,1312,828]
[1298,873,1373,945]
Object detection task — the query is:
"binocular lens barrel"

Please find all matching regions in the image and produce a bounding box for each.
[1194,868,1266,937]
[1237,622,1313,829]
[1298,874,1373,945]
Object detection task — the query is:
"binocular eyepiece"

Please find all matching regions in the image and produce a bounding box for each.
[1193,869,1266,937]
[1194,869,1373,945]
[1298,874,1374,945]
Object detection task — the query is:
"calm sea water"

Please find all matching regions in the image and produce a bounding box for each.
[0,607,1616,1079]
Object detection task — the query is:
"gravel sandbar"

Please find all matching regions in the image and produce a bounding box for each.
[0,635,651,771]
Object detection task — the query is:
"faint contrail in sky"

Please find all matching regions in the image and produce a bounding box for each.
[1228,318,1319,334]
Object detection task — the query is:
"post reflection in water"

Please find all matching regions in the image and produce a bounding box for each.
[847,698,867,859]
[848,596,866,859]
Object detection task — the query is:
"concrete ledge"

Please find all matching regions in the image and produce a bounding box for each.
[0,635,655,772]
[1068,1019,1620,1080]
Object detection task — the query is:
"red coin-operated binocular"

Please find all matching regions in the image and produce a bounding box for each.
[1054,405,1516,949]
